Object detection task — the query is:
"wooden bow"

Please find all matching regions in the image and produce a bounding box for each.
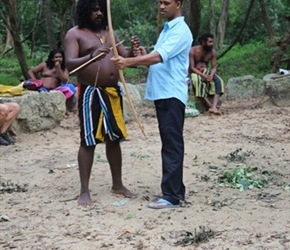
[106,0,146,138]
[69,40,124,75]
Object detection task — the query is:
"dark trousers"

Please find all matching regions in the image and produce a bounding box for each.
[212,74,222,94]
[154,98,186,205]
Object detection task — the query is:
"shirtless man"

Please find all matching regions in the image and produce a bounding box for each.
[64,0,138,206]
[189,33,224,115]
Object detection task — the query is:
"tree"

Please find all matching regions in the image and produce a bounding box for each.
[208,0,230,50]
[259,0,275,41]
[2,0,29,79]
[183,0,201,40]
[218,0,255,59]
[44,0,56,50]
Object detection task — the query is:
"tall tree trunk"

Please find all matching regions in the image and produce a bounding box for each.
[157,4,162,38]
[259,0,275,41]
[189,0,201,40]
[44,0,56,50]
[31,0,43,57]
[4,23,13,52]
[59,8,73,48]
[0,13,13,55]
[217,0,255,59]
[216,0,230,50]
[2,0,29,79]
[209,0,217,39]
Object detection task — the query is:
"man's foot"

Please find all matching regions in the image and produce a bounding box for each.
[78,192,94,206]
[111,186,136,198]
[208,107,222,115]
[0,135,10,146]
[153,192,163,198]
[147,198,180,209]
[1,132,16,144]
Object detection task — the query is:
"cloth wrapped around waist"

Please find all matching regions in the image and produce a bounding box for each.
[78,84,127,145]
[23,79,76,99]
[190,68,224,97]
[95,86,128,142]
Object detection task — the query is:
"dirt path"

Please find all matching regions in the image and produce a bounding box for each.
[1,98,290,249]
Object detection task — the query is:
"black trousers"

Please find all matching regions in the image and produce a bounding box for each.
[154,98,186,205]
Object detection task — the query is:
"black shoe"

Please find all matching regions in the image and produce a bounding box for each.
[0,135,10,146]
[0,132,15,144]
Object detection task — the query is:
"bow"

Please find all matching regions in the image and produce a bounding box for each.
[106,0,146,138]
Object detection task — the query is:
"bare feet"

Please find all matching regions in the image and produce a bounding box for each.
[78,192,94,206]
[111,186,136,198]
[208,107,222,115]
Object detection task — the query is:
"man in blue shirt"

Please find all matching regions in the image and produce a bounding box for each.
[112,0,193,209]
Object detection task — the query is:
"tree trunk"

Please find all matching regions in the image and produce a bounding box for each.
[2,0,29,79]
[189,0,201,39]
[31,0,43,57]
[59,7,73,48]
[216,0,230,50]
[44,0,56,50]
[259,0,275,41]
[4,23,14,52]
[272,25,290,73]
[157,4,162,38]
[217,0,255,59]
[209,0,217,39]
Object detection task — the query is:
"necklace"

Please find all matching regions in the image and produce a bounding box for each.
[91,30,106,44]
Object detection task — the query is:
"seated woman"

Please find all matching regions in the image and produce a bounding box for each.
[25,48,76,115]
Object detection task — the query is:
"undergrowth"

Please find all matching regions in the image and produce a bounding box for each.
[0,41,277,86]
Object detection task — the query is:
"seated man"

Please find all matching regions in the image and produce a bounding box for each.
[189,33,224,115]
[0,102,20,146]
[24,48,77,115]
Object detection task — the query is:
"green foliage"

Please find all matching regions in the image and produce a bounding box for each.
[116,20,156,48]
[217,41,276,83]
[0,46,48,86]
[218,167,269,191]
[0,58,22,85]
[1,0,289,83]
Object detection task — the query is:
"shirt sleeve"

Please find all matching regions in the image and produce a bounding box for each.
[155,24,192,63]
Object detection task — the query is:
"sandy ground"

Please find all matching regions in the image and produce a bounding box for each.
[0,97,290,250]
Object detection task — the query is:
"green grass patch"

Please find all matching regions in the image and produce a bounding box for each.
[217,41,276,83]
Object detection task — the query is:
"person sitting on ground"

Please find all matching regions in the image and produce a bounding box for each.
[189,33,224,115]
[25,48,77,115]
[0,102,20,146]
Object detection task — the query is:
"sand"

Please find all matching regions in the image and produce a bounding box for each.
[0,97,289,250]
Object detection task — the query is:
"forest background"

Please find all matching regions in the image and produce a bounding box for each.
[0,0,290,85]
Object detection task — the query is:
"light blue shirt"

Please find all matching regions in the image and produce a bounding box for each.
[145,16,193,105]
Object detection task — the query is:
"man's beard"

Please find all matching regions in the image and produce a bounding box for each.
[87,20,105,31]
[203,45,213,52]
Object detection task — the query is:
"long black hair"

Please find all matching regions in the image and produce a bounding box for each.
[198,33,214,45]
[46,48,66,70]
[76,0,108,29]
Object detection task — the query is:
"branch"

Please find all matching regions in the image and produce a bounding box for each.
[217,0,255,59]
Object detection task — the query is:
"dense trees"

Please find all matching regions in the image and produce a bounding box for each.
[0,0,289,78]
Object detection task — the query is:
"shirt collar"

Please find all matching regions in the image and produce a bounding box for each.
[164,16,184,29]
